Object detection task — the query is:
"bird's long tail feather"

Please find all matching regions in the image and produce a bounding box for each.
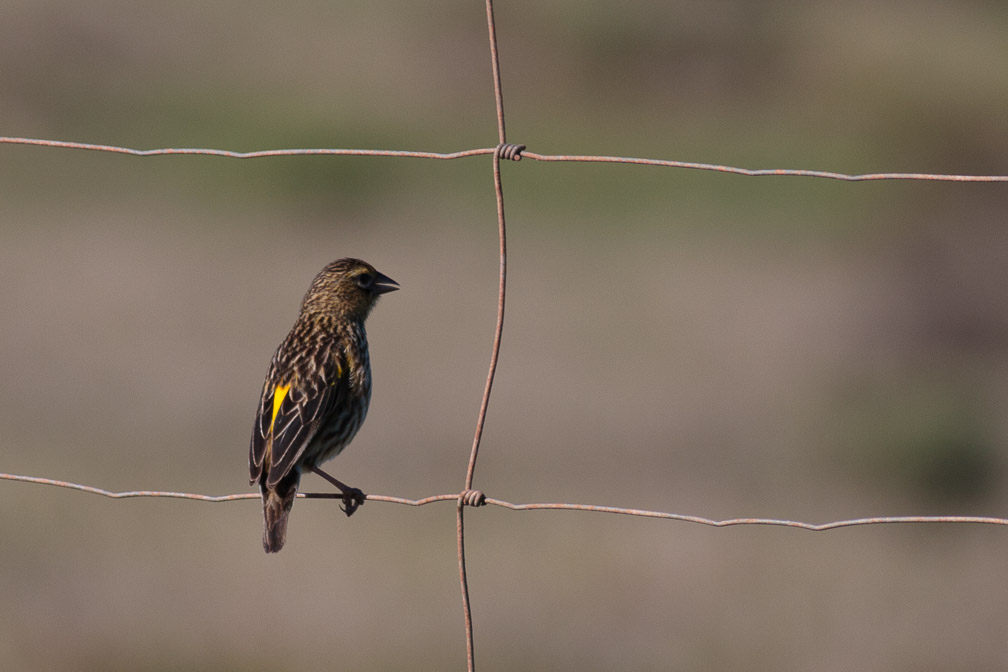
[261,472,300,553]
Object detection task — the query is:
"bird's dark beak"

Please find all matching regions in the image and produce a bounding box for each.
[372,271,399,295]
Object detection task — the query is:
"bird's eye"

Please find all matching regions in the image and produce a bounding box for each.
[356,272,373,289]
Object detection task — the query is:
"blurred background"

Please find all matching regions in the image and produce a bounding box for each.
[2,0,1008,669]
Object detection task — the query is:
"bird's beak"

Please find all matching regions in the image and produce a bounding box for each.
[373,271,399,295]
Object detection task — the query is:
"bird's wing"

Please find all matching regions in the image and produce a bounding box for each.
[249,349,345,487]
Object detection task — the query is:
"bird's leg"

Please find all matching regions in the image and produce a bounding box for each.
[309,465,365,517]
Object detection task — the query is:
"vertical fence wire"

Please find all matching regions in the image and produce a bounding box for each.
[457,2,510,668]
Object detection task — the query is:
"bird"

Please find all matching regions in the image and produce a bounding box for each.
[249,258,398,553]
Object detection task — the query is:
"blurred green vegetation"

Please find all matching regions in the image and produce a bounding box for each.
[834,371,1002,506]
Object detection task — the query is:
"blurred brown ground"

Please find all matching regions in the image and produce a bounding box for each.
[1,1,1008,670]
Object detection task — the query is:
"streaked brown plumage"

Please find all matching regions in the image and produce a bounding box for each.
[249,258,398,553]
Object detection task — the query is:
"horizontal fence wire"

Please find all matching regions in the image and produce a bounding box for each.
[4,136,1008,182]
[3,473,1008,531]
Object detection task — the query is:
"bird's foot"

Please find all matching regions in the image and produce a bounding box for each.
[309,465,365,517]
[341,487,366,517]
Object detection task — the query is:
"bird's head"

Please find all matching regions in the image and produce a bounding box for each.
[301,258,399,321]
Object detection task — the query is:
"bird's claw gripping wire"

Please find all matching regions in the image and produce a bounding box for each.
[341,487,366,517]
[309,465,365,517]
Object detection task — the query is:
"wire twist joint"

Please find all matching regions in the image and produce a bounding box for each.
[459,489,487,507]
[495,143,525,161]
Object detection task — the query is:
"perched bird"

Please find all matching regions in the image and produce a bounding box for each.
[249,258,398,553]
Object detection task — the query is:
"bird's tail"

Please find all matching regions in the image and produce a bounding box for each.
[261,472,300,553]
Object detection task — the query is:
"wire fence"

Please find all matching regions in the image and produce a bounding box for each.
[2,0,1008,670]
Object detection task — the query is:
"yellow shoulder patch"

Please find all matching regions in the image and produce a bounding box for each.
[270,383,291,434]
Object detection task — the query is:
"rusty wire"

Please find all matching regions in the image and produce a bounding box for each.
[519,151,1008,182]
[0,136,496,161]
[453,3,513,669]
[4,135,1008,182]
[4,473,1008,531]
